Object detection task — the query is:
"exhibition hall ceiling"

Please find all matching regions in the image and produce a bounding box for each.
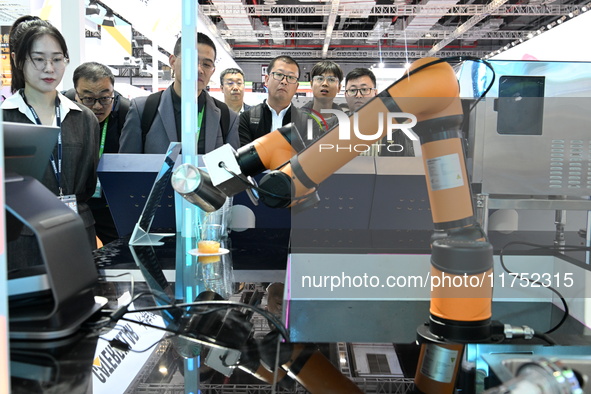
[197,0,589,65]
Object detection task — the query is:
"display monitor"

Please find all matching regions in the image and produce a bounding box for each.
[3,122,102,339]
[4,121,59,298]
[3,121,59,181]
[4,122,59,243]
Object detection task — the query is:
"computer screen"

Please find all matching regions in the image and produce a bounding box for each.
[3,121,59,181]
[3,122,60,243]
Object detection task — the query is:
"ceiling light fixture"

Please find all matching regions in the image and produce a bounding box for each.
[102,10,115,27]
[86,0,100,15]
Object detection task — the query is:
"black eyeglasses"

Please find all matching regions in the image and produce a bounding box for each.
[344,87,376,97]
[269,71,298,84]
[76,93,114,106]
[312,75,339,84]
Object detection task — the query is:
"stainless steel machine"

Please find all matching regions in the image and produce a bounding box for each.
[459,60,591,249]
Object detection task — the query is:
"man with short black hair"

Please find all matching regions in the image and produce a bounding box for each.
[120,34,239,153]
[345,68,414,156]
[301,60,345,134]
[302,60,345,114]
[220,67,250,114]
[64,61,130,245]
[344,67,378,113]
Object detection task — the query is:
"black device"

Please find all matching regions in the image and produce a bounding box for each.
[3,121,105,339]
[3,121,60,182]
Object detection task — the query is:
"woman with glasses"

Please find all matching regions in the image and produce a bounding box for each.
[2,15,100,259]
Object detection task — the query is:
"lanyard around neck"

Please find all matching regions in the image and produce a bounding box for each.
[197,105,205,144]
[20,90,64,192]
[98,117,109,158]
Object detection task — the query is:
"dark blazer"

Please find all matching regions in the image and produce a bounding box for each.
[119,86,239,153]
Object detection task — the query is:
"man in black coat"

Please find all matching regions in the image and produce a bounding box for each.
[239,55,323,148]
[64,62,130,245]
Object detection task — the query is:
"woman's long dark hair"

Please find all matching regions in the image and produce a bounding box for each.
[9,15,69,93]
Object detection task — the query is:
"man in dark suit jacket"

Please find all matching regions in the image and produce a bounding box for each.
[119,34,239,154]
[64,61,130,245]
[220,67,251,114]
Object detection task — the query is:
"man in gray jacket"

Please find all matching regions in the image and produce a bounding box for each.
[119,34,239,153]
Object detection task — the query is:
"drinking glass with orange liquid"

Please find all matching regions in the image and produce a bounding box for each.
[198,223,223,254]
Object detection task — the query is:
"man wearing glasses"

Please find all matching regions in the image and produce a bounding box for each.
[220,68,251,114]
[63,61,130,245]
[344,67,378,113]
[64,61,129,155]
[239,55,315,146]
[302,61,346,115]
[345,68,415,156]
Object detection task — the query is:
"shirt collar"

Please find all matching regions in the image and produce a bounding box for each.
[1,90,81,125]
[265,99,291,117]
[58,91,81,113]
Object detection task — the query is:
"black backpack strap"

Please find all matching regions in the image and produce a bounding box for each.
[141,90,164,149]
[213,98,230,143]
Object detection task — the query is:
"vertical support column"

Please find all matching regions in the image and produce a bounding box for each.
[475,193,489,234]
[0,115,10,394]
[180,1,200,391]
[586,211,591,265]
[152,36,159,94]
[60,0,85,90]
[554,209,566,249]
[178,0,199,238]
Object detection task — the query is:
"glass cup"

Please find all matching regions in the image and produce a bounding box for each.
[199,253,234,299]
[198,223,223,253]
[196,196,232,238]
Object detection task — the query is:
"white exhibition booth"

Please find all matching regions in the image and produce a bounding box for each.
[0,2,590,392]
